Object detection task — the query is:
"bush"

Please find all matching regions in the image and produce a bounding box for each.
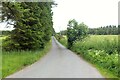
[72,35,118,77]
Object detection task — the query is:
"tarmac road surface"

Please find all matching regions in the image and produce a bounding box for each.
[6,37,104,78]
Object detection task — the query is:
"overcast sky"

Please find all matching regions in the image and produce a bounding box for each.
[0,0,119,32]
[52,0,119,32]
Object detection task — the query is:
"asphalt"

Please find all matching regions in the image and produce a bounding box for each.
[6,37,104,78]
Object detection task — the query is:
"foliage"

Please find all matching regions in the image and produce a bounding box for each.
[2,2,55,51]
[88,25,118,35]
[55,34,67,47]
[72,35,118,54]
[2,40,52,78]
[55,33,62,41]
[71,35,118,77]
[1,31,11,36]
[60,30,67,35]
[67,19,88,49]
[56,35,118,78]
[2,2,23,22]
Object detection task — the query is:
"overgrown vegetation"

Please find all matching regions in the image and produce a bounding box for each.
[67,19,88,49]
[55,19,118,78]
[55,34,67,47]
[56,35,118,78]
[1,37,52,78]
[71,35,118,78]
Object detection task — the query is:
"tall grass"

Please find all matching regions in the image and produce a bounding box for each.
[1,36,52,78]
[57,35,118,78]
[55,35,67,47]
[58,36,67,47]
[72,35,118,78]
[0,36,2,79]
[72,35,118,54]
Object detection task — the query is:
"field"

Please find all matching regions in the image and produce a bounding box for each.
[0,36,2,78]
[1,36,52,78]
[57,35,118,78]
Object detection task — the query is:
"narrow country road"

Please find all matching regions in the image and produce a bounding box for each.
[7,37,104,78]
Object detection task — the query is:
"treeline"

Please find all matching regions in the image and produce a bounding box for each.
[1,31,11,36]
[2,2,55,51]
[88,25,119,35]
[59,25,119,35]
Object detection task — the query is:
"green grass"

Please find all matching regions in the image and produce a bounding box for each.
[1,36,52,78]
[0,36,3,79]
[73,35,118,52]
[0,36,7,46]
[57,35,118,78]
[0,36,4,43]
[0,36,8,40]
[59,36,67,47]
[55,35,67,47]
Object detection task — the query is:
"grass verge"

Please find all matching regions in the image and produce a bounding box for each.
[77,53,118,78]
[2,40,52,78]
[56,35,118,78]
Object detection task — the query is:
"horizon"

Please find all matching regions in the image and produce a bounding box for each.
[0,0,119,32]
[52,0,119,32]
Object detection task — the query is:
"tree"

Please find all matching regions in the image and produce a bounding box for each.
[88,25,118,35]
[67,19,88,49]
[2,2,55,51]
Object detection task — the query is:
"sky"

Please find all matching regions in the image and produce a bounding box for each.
[0,0,119,32]
[0,22,14,31]
[52,0,119,32]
